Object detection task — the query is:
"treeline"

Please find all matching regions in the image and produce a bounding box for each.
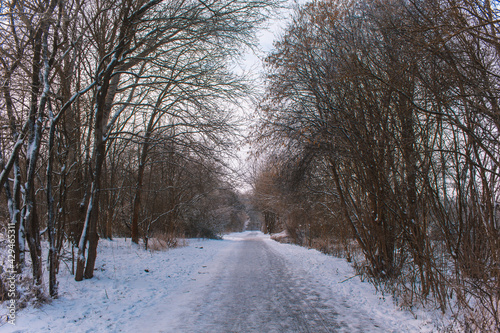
[253,0,499,330]
[0,0,277,300]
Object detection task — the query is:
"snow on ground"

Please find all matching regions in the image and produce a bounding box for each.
[260,234,446,332]
[1,232,446,332]
[1,237,227,333]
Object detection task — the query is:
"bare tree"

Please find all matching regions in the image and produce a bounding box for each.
[255,0,500,328]
[75,0,277,280]
[1,0,281,302]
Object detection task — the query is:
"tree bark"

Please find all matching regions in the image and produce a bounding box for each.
[23,26,44,288]
[1,60,23,270]
[76,8,132,280]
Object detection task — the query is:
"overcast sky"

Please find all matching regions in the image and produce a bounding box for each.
[230,1,305,192]
[235,1,305,79]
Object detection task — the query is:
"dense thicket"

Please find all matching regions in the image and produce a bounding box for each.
[0,0,277,300]
[254,0,500,330]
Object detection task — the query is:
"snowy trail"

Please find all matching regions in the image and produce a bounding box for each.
[151,232,346,332]
[132,232,432,332]
[1,231,438,332]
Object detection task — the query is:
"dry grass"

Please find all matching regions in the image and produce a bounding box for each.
[270,230,294,244]
[146,233,187,251]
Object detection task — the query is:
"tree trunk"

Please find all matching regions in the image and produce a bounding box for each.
[23,26,45,287]
[131,129,153,243]
[75,58,123,281]
[2,64,23,270]
[47,117,58,297]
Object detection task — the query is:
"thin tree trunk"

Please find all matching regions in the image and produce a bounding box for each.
[2,62,23,270]
[22,0,58,290]
[131,127,154,243]
[47,116,58,297]
[23,26,44,288]
[329,159,369,256]
[75,62,122,281]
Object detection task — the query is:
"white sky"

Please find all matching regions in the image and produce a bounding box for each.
[230,1,306,193]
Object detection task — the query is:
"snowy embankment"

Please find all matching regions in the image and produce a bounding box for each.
[260,235,445,332]
[1,232,446,332]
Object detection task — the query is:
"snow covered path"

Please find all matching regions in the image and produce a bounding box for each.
[2,231,438,332]
[143,232,346,332]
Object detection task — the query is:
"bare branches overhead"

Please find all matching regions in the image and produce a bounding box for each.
[0,0,281,300]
